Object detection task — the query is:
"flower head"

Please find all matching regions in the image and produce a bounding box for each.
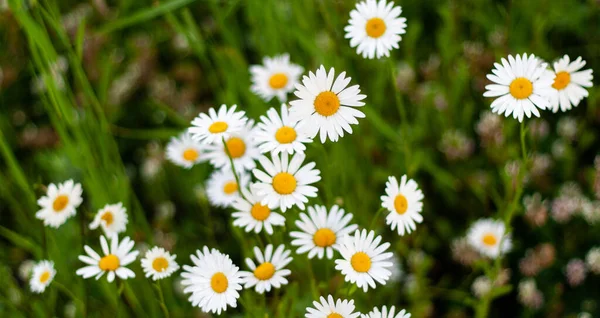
[380,175,424,236]
[36,180,83,228]
[466,218,512,258]
[305,295,361,318]
[30,260,55,293]
[250,54,304,102]
[89,202,128,237]
[141,246,179,281]
[239,244,292,294]
[546,55,593,113]
[166,132,207,168]
[254,104,313,155]
[189,104,247,144]
[76,235,138,282]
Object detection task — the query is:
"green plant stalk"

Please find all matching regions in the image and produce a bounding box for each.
[388,58,412,174]
[154,282,170,318]
[222,136,249,202]
[53,281,86,314]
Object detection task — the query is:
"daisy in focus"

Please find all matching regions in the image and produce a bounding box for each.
[380,175,424,236]
[250,54,304,102]
[466,218,512,258]
[180,247,243,315]
[345,0,407,59]
[189,104,247,144]
[290,205,358,259]
[141,246,180,281]
[232,187,286,235]
[289,66,366,143]
[239,244,292,294]
[76,235,138,282]
[335,229,393,292]
[206,169,250,208]
[165,132,207,168]
[254,104,313,155]
[546,55,593,113]
[35,179,83,228]
[206,120,261,172]
[89,202,128,237]
[305,295,361,318]
[252,152,321,212]
[29,260,55,293]
[484,53,554,122]
[361,306,411,318]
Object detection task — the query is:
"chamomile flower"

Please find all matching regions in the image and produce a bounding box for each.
[232,187,286,235]
[484,53,554,122]
[206,169,250,208]
[180,247,243,314]
[89,202,128,237]
[290,205,358,259]
[361,306,411,318]
[250,54,304,102]
[252,152,321,212]
[335,229,393,292]
[289,66,366,143]
[380,175,424,236]
[466,218,512,259]
[206,120,261,172]
[345,0,407,59]
[239,244,292,294]
[189,104,247,144]
[305,295,361,318]
[546,55,593,113]
[35,179,83,228]
[76,235,139,282]
[29,260,55,293]
[141,246,180,281]
[254,104,313,155]
[165,132,207,168]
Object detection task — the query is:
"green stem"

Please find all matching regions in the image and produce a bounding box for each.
[368,207,387,230]
[153,282,170,318]
[306,258,319,299]
[388,58,412,174]
[53,281,86,314]
[222,136,249,201]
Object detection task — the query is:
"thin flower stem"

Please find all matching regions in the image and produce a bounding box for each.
[222,136,249,201]
[53,281,86,313]
[153,281,170,318]
[305,257,319,299]
[389,58,412,174]
[42,224,48,258]
[79,208,89,317]
[368,207,387,230]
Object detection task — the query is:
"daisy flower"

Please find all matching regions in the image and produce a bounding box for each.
[141,246,180,281]
[189,104,247,144]
[250,53,304,102]
[380,175,424,236]
[252,152,321,212]
[180,247,243,315]
[289,65,366,143]
[76,235,138,282]
[35,179,83,228]
[206,169,250,208]
[546,55,593,113]
[484,53,554,122]
[361,306,411,318]
[305,295,361,318]
[290,205,358,259]
[30,260,56,293]
[205,120,261,172]
[89,202,128,237]
[239,244,292,294]
[344,0,407,59]
[165,132,207,168]
[232,187,286,235]
[466,218,512,258]
[254,104,313,155]
[334,229,393,292]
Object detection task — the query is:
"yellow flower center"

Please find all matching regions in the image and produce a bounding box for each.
[52,195,69,212]
[152,257,169,272]
[394,194,408,215]
[275,126,297,144]
[223,181,238,195]
[509,77,533,99]
[210,272,229,293]
[225,137,246,158]
[313,228,336,247]
[250,203,271,221]
[272,172,297,195]
[253,262,276,280]
[350,252,371,273]
[182,148,199,162]
[552,71,571,90]
[99,254,120,271]
[365,17,387,38]
[482,233,498,246]
[208,121,228,133]
[39,271,51,283]
[101,211,114,226]
[314,91,340,117]
[328,314,343,318]
[269,73,289,89]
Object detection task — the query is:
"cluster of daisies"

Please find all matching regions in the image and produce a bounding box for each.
[484,53,593,122]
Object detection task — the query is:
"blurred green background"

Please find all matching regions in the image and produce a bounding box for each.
[1,0,600,317]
